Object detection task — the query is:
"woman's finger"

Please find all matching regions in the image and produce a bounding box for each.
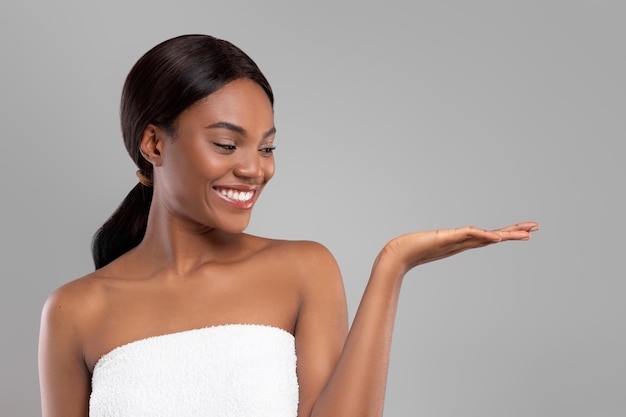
[495,222,539,233]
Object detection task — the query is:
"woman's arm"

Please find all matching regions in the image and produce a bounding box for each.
[39,287,92,417]
[299,222,538,417]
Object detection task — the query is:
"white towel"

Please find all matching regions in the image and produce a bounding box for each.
[90,324,299,417]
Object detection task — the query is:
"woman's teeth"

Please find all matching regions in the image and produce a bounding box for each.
[220,189,254,202]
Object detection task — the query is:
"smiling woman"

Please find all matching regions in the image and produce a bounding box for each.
[143,79,276,233]
[38,34,538,417]
[90,35,275,269]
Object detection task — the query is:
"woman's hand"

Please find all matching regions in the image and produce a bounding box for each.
[306,221,538,417]
[377,221,539,276]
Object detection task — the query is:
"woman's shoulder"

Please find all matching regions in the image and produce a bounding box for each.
[249,234,338,264]
[45,267,112,300]
[40,270,111,331]
[248,235,343,284]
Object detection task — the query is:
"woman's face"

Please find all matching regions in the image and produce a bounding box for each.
[152,78,276,234]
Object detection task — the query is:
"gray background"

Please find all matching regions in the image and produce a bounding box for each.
[1,1,624,416]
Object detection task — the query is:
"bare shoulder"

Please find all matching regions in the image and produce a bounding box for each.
[270,238,335,257]
[252,236,344,290]
[39,272,112,415]
[40,271,109,334]
[254,236,339,268]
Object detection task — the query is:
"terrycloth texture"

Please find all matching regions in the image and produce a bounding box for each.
[90,324,299,417]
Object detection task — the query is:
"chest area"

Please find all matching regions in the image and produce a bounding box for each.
[84,270,299,372]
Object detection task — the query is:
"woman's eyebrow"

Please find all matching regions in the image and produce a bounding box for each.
[263,126,277,138]
[206,121,276,138]
[206,121,246,134]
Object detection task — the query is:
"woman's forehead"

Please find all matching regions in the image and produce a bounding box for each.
[177,79,275,132]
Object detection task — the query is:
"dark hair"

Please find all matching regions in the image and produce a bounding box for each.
[91,34,274,269]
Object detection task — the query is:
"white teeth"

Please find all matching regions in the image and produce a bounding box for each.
[220,189,253,202]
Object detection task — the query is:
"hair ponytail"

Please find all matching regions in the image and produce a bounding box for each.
[92,183,153,269]
[90,34,273,269]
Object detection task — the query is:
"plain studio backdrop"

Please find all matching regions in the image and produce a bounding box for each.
[1,1,624,416]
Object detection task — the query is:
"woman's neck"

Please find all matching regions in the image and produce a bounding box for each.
[131,202,243,277]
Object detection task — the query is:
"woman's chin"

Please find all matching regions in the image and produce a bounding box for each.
[213,217,252,235]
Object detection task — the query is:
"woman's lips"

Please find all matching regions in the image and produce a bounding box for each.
[214,186,257,209]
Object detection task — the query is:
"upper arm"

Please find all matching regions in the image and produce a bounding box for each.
[293,242,349,417]
[39,287,91,417]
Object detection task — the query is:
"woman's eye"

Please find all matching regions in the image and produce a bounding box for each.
[260,146,276,154]
[214,143,236,151]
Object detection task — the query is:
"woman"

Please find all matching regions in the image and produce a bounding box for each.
[38,34,538,417]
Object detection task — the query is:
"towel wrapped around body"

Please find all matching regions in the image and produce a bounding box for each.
[89,324,299,417]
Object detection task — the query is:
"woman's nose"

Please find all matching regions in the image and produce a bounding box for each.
[233,151,264,181]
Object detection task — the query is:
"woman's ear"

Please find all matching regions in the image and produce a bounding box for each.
[139,124,165,167]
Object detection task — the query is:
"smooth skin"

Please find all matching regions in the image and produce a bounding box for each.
[38,79,538,417]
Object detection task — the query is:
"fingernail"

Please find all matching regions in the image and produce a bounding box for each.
[530,226,539,232]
